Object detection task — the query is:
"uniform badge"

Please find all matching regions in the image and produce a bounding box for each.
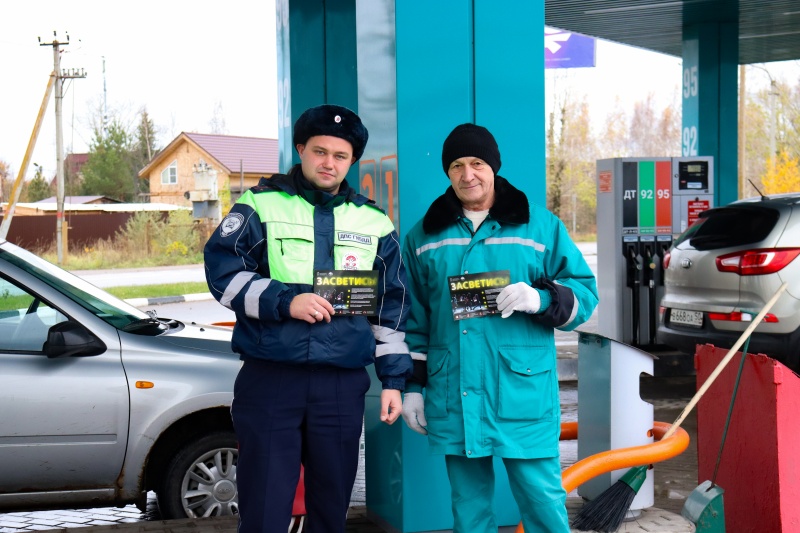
[342,253,359,270]
[220,213,244,237]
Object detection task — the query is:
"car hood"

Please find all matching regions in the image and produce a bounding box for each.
[155,322,236,355]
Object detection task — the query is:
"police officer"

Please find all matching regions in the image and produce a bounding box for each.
[204,104,412,533]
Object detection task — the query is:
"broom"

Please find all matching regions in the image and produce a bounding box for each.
[571,282,788,532]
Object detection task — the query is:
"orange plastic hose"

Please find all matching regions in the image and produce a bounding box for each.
[559,421,689,493]
[514,421,690,533]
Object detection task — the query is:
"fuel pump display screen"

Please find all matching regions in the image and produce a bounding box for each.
[677,161,709,190]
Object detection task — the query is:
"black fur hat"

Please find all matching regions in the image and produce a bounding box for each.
[441,123,501,177]
[293,104,369,161]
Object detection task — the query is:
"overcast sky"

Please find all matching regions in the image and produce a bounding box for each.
[3,2,794,184]
[1,0,278,182]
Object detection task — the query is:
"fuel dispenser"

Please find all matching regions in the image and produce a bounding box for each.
[596,157,713,349]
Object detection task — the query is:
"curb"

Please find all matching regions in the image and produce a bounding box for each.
[125,292,215,307]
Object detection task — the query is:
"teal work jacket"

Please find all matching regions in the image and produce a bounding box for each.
[402,176,598,458]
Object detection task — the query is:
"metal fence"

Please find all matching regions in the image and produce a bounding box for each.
[0,213,134,251]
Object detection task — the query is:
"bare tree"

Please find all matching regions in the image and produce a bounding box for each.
[0,158,10,202]
[546,92,597,234]
[597,97,630,158]
[628,93,680,156]
[209,101,228,134]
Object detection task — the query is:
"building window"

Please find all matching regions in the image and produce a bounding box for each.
[161,161,177,185]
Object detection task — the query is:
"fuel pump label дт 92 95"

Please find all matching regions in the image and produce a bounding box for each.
[621,160,672,235]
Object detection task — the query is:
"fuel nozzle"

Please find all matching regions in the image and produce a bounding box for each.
[630,246,642,271]
[644,245,656,288]
[626,244,642,288]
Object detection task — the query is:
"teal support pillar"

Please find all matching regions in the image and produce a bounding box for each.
[361,3,544,531]
[681,22,739,206]
[276,0,359,176]
[395,1,545,236]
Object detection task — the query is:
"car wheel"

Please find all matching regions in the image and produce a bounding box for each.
[157,431,238,519]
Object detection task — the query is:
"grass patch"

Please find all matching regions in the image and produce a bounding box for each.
[106,282,209,300]
[573,232,596,242]
[0,294,31,312]
[44,250,204,270]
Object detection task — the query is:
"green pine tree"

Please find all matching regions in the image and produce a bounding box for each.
[81,120,135,201]
[26,163,52,202]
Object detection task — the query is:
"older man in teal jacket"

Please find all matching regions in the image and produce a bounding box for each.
[401,123,598,533]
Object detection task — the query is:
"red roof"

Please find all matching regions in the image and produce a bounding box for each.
[184,133,278,175]
[66,153,89,175]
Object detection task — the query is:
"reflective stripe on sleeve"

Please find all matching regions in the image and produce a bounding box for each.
[485,237,545,252]
[244,278,272,319]
[220,271,257,309]
[371,325,409,357]
[416,238,471,255]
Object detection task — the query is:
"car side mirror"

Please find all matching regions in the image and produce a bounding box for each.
[44,320,106,359]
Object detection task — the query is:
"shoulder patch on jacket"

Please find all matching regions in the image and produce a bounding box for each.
[219,213,245,237]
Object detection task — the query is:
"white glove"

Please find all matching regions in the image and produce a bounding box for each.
[401,392,428,435]
[496,282,541,319]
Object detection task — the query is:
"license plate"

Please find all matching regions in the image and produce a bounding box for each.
[670,308,703,327]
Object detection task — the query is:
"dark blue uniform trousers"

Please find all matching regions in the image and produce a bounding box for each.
[232,359,370,533]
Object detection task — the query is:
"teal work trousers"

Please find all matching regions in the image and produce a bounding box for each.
[444,454,569,533]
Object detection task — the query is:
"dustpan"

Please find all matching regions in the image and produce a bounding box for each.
[682,480,725,532]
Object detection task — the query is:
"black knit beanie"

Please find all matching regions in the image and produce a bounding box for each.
[293,104,369,161]
[441,123,501,177]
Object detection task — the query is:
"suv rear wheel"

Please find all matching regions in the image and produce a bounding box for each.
[157,431,239,519]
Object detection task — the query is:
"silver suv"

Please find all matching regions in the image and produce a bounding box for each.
[657,193,800,371]
[0,239,239,519]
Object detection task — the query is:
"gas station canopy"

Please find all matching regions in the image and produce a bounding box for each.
[545,0,800,65]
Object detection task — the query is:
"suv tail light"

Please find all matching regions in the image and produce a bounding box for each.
[715,248,800,275]
[708,311,779,323]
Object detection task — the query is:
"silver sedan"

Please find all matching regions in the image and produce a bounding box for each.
[0,239,240,519]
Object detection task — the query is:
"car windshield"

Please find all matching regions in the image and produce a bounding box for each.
[674,206,780,251]
[0,243,150,330]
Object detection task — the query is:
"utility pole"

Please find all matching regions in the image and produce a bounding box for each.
[40,31,86,264]
[102,56,108,137]
[769,79,778,171]
[738,65,746,199]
